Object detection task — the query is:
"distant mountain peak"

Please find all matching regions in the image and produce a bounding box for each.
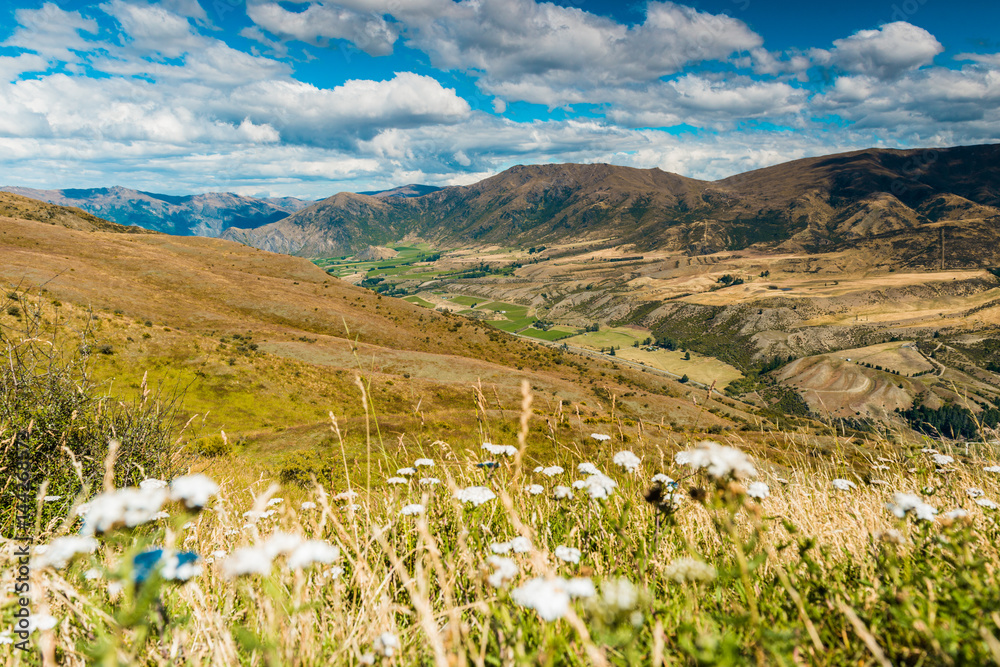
[222,144,1000,262]
[357,184,442,199]
[0,185,312,237]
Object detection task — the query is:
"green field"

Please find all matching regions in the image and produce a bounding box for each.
[403,296,434,308]
[480,301,530,319]
[314,244,439,279]
[520,326,578,341]
[449,295,483,307]
[490,316,536,333]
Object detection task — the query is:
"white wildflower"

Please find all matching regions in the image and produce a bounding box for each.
[511,576,595,621]
[526,484,545,495]
[397,467,417,476]
[140,478,167,490]
[26,614,57,633]
[419,477,441,486]
[169,474,219,509]
[486,556,518,588]
[675,441,756,479]
[602,577,639,611]
[920,447,938,454]
[831,479,856,491]
[33,536,97,569]
[984,466,1000,473]
[553,486,574,500]
[454,486,496,506]
[664,557,717,584]
[554,545,581,564]
[490,536,531,554]
[931,453,954,466]
[387,477,408,485]
[581,473,617,500]
[373,632,400,657]
[510,536,532,553]
[83,568,102,580]
[651,473,674,485]
[887,492,937,521]
[333,490,358,501]
[483,443,517,456]
[967,488,984,498]
[80,487,167,535]
[414,458,434,467]
[300,501,317,510]
[944,508,969,520]
[264,532,303,559]
[160,551,202,581]
[400,503,425,516]
[222,547,273,578]
[746,482,770,500]
[613,451,641,472]
[43,495,62,502]
[976,498,999,509]
[577,462,600,475]
[0,632,12,645]
[590,433,611,442]
[540,465,564,476]
[267,498,284,507]
[288,540,340,570]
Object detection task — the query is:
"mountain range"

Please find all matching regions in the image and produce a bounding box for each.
[220,144,1000,264]
[0,185,311,237]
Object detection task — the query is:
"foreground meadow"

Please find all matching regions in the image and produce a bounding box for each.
[3,374,1000,666]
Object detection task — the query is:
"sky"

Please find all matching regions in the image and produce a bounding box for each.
[1,0,998,199]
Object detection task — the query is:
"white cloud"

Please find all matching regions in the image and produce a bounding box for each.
[816,64,1000,143]
[246,1,400,56]
[812,22,942,80]
[0,53,49,83]
[246,0,763,108]
[100,0,203,58]
[3,2,99,62]
[222,73,471,145]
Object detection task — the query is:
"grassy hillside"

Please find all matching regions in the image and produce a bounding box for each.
[1,210,755,484]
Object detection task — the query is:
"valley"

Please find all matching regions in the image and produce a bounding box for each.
[313,233,1000,436]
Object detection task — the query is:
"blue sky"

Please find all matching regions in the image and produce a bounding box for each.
[1,0,998,198]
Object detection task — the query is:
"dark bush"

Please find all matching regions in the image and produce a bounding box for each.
[0,301,179,533]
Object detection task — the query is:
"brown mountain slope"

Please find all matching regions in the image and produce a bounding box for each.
[0,191,158,234]
[1,211,737,452]
[223,144,1000,262]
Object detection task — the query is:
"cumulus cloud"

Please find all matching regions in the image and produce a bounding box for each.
[812,22,942,80]
[246,0,763,107]
[604,75,807,129]
[816,64,1000,143]
[3,2,99,62]
[246,1,400,56]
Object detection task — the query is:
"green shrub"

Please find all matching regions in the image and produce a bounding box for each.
[0,309,178,533]
[279,452,334,487]
[193,434,232,458]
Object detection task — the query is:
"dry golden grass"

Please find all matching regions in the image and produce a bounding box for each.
[4,382,1000,666]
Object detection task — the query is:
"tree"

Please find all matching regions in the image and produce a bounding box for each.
[679,374,689,383]
[683,351,691,361]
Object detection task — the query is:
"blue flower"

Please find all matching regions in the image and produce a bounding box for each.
[132,548,201,584]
